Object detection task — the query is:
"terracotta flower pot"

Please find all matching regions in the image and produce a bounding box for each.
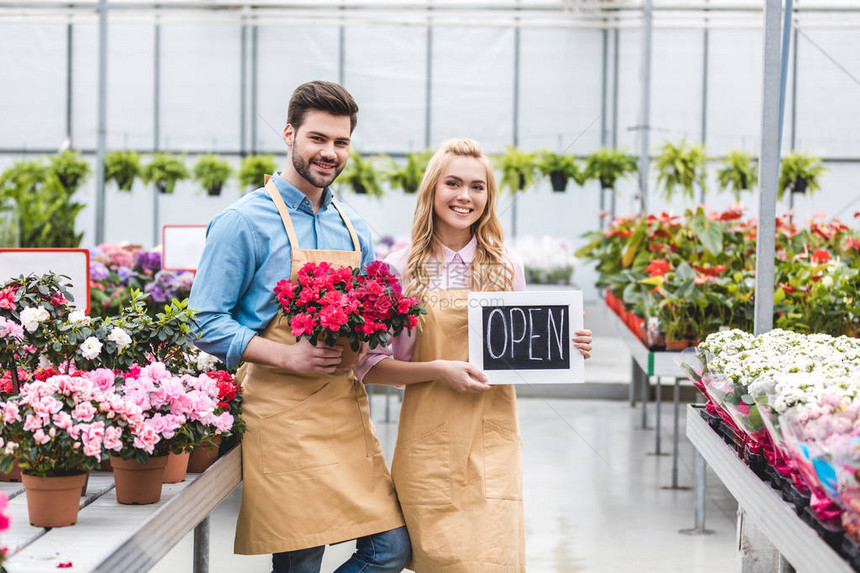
[0,460,23,482]
[665,339,690,351]
[22,472,87,528]
[99,458,113,472]
[335,337,361,371]
[111,455,168,505]
[162,451,191,484]
[188,437,222,474]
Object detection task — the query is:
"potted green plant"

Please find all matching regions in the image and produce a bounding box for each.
[49,149,90,192]
[337,152,384,197]
[653,140,707,201]
[496,145,539,194]
[778,151,826,200]
[104,150,141,192]
[716,149,758,201]
[192,154,233,196]
[141,153,189,194]
[384,151,431,194]
[238,154,277,192]
[537,151,583,192]
[583,148,638,192]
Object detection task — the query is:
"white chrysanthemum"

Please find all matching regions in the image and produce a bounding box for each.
[196,351,221,373]
[80,336,103,360]
[20,306,49,332]
[68,310,90,325]
[38,354,51,370]
[107,327,132,352]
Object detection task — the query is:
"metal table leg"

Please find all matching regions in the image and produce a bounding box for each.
[679,451,712,535]
[193,516,210,573]
[639,363,649,430]
[384,385,391,423]
[630,359,638,407]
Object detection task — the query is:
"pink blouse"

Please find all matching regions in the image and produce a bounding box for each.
[353,236,526,382]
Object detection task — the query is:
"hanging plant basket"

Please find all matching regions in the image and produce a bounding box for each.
[791,177,808,194]
[549,171,568,192]
[353,182,368,195]
[206,183,223,197]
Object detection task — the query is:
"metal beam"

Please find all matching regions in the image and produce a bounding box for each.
[66,21,73,147]
[600,27,608,229]
[637,0,653,215]
[699,2,709,204]
[424,22,432,149]
[153,18,161,247]
[93,0,108,244]
[754,0,783,336]
[511,13,521,240]
[239,24,247,156]
[611,26,619,220]
[250,25,258,153]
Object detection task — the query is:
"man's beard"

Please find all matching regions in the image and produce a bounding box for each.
[292,149,343,189]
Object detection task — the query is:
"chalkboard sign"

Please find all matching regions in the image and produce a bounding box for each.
[468,291,584,385]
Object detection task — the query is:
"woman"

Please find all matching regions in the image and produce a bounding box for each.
[353,138,592,572]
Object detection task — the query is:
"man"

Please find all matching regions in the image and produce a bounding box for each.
[190,81,410,573]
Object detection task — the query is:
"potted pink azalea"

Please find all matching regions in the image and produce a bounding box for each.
[0,374,110,527]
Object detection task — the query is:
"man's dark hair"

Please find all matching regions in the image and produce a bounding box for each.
[287,81,359,133]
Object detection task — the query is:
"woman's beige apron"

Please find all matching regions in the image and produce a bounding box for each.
[391,288,525,572]
[234,179,405,555]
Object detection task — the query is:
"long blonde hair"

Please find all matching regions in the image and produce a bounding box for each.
[405,138,514,304]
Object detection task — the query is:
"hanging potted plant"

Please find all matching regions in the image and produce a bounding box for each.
[238,154,277,193]
[716,149,758,201]
[384,151,431,194]
[496,145,539,195]
[192,154,233,197]
[49,149,91,192]
[536,151,583,192]
[0,374,107,527]
[337,152,384,197]
[778,151,827,200]
[653,140,707,202]
[583,147,638,193]
[104,150,141,192]
[141,153,189,195]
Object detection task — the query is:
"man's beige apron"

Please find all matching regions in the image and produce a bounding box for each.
[391,288,526,572]
[234,179,405,555]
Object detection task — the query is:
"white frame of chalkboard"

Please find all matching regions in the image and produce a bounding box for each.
[467,290,584,385]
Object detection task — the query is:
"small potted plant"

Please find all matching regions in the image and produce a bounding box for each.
[337,152,384,197]
[238,154,277,192]
[653,140,707,202]
[274,261,424,367]
[778,151,827,200]
[104,150,141,192]
[582,148,638,192]
[141,153,189,194]
[384,151,431,194]
[716,149,758,201]
[49,149,91,192]
[192,153,233,197]
[0,374,108,527]
[536,151,583,192]
[496,145,539,195]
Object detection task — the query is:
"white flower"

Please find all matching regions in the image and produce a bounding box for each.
[196,350,221,373]
[19,306,49,332]
[80,336,103,360]
[38,354,51,370]
[821,275,834,288]
[69,310,91,325]
[107,327,132,352]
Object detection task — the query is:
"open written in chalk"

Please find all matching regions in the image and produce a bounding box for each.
[467,290,584,385]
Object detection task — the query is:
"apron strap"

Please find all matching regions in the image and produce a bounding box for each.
[265,177,302,252]
[330,201,362,254]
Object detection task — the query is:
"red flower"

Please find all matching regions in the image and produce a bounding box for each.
[50,294,69,307]
[407,315,418,329]
[0,288,15,310]
[644,259,672,277]
[715,207,744,221]
[845,237,860,251]
[811,249,830,264]
[290,313,317,337]
[319,305,349,331]
[779,282,796,295]
[58,563,73,569]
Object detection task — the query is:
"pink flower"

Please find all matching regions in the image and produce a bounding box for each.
[23,414,44,432]
[3,402,20,423]
[211,412,234,433]
[32,429,50,444]
[84,368,116,392]
[72,402,96,422]
[290,313,316,337]
[132,424,160,454]
[319,305,348,331]
[53,411,73,430]
[103,426,123,451]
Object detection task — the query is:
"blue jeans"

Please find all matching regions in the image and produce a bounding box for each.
[271,526,411,573]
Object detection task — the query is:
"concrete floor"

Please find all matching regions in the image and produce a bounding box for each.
[151,398,738,573]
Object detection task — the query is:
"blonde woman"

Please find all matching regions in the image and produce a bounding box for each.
[354,138,592,572]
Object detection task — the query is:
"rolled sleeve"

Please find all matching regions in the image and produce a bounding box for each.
[189,209,261,369]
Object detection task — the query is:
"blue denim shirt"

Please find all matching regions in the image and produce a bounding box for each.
[189,172,376,369]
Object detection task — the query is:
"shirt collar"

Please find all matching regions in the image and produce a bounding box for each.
[440,235,478,264]
[271,171,333,214]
